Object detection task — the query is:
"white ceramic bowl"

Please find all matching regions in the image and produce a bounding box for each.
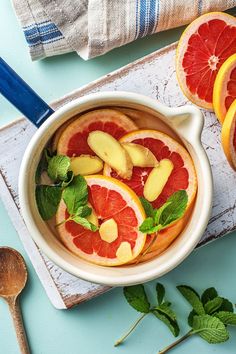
[19,91,213,286]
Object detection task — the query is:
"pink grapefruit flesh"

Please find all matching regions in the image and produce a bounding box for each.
[104,130,197,210]
[56,175,146,266]
[56,109,138,156]
[176,12,236,109]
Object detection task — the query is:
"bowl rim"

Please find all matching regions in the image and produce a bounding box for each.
[19,91,213,286]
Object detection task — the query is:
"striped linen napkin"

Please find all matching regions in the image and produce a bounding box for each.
[12,0,235,61]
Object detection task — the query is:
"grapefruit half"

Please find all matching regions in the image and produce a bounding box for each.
[56,175,146,266]
[213,53,236,123]
[56,109,137,156]
[221,99,236,171]
[104,130,197,210]
[176,12,236,109]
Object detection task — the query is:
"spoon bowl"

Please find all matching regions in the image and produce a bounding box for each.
[0,247,27,297]
[0,247,30,354]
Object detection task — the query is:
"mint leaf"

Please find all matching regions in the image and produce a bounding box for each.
[35,185,62,220]
[78,205,92,218]
[192,314,229,343]
[188,310,197,326]
[61,170,74,188]
[177,285,205,315]
[201,287,218,305]
[124,285,150,313]
[35,152,48,184]
[47,155,71,181]
[152,309,179,337]
[72,215,97,231]
[204,297,223,315]
[214,311,236,326]
[156,283,165,305]
[139,217,154,233]
[218,298,234,313]
[63,175,88,215]
[139,197,154,217]
[153,202,171,225]
[156,303,177,322]
[159,190,188,228]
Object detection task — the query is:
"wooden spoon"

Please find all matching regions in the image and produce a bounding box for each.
[0,247,30,354]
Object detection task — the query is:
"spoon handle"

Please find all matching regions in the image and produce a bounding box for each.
[7,296,30,354]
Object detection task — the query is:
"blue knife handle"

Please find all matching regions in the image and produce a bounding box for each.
[0,57,54,127]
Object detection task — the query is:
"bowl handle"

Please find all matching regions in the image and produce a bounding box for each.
[167,105,204,143]
[0,57,54,127]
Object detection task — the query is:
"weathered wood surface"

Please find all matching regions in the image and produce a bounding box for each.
[0,42,236,309]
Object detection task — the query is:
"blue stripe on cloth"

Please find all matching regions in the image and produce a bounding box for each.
[135,0,139,39]
[136,0,158,39]
[24,22,62,37]
[23,21,63,47]
[22,20,51,29]
[147,0,157,34]
[198,0,203,15]
[139,0,148,38]
[25,31,63,46]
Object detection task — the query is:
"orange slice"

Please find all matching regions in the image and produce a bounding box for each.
[56,175,146,266]
[213,53,236,123]
[221,99,236,171]
[176,12,236,109]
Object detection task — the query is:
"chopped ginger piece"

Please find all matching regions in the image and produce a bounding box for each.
[70,155,103,175]
[144,159,174,202]
[88,131,133,179]
[99,218,118,243]
[122,142,158,167]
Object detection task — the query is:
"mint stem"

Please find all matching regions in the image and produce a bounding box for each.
[114,313,147,347]
[55,217,71,227]
[136,233,158,264]
[158,330,193,354]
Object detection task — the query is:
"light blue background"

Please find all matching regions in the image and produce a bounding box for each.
[0,1,236,353]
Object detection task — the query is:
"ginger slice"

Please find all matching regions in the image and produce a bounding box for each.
[144,159,174,202]
[70,155,103,176]
[122,142,158,167]
[116,242,133,263]
[87,204,99,228]
[99,218,118,243]
[87,131,133,179]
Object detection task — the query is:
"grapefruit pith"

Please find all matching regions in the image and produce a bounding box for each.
[221,99,236,171]
[104,130,197,210]
[176,12,236,109]
[56,109,137,156]
[56,175,146,266]
[213,53,236,123]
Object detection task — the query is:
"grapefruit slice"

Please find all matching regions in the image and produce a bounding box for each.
[56,175,146,266]
[221,99,236,171]
[56,109,137,156]
[128,205,193,264]
[213,53,236,123]
[104,130,197,210]
[176,12,236,109]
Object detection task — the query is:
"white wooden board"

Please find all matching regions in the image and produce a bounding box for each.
[0,42,236,309]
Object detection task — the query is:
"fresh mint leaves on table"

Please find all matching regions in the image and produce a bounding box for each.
[115,283,179,347]
[139,190,188,257]
[35,150,97,231]
[158,285,236,354]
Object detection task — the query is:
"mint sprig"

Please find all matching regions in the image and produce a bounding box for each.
[158,285,236,353]
[35,153,97,231]
[57,175,98,231]
[138,190,188,260]
[115,283,179,347]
